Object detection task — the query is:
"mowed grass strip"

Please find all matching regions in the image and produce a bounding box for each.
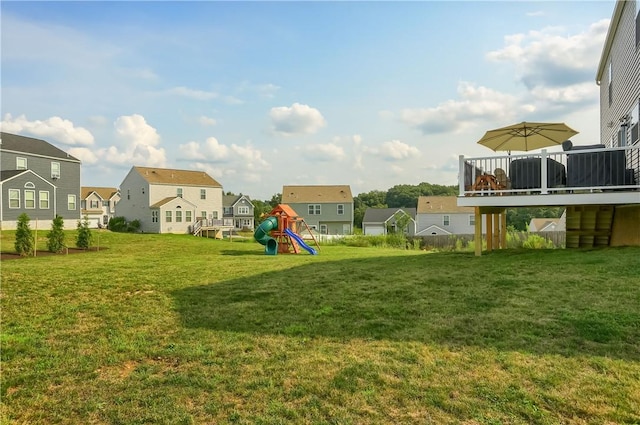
[1,230,639,424]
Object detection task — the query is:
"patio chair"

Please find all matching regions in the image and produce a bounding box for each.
[494,168,511,190]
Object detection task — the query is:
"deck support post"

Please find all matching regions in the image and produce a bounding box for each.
[486,213,493,251]
[474,207,482,256]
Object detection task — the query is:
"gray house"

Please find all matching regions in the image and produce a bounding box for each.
[416,196,485,236]
[0,132,81,230]
[281,185,354,235]
[223,194,255,230]
[596,0,640,149]
[362,207,416,236]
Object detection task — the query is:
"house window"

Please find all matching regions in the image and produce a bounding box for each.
[127,189,130,200]
[242,219,252,227]
[238,206,249,215]
[8,189,20,208]
[636,0,640,47]
[177,188,183,198]
[166,211,172,222]
[68,195,77,210]
[469,215,475,226]
[224,206,233,215]
[152,210,158,223]
[39,191,50,209]
[16,157,27,170]
[443,215,450,226]
[308,204,321,215]
[337,204,344,215]
[630,99,640,145]
[51,162,60,179]
[201,211,207,219]
[200,189,206,199]
[25,190,36,209]
[90,200,99,209]
[186,211,192,222]
[212,211,218,219]
[142,187,145,194]
[176,210,182,222]
[320,224,328,234]
[103,200,109,207]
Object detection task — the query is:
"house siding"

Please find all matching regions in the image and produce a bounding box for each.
[285,202,353,235]
[416,213,480,235]
[1,172,57,224]
[1,134,81,230]
[599,0,640,148]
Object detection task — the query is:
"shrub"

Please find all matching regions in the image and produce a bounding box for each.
[522,234,555,249]
[15,213,35,257]
[76,215,93,249]
[108,216,141,233]
[46,215,66,253]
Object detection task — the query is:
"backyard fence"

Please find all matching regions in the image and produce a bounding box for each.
[416,231,566,250]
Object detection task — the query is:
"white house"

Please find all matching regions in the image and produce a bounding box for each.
[116,166,223,234]
[80,187,120,228]
[362,207,416,236]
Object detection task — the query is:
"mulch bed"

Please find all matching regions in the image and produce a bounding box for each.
[1,246,107,261]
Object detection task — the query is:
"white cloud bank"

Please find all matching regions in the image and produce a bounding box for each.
[270,103,327,136]
[1,113,94,146]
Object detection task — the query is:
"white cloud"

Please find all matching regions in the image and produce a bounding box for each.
[1,113,95,146]
[486,20,609,97]
[198,116,218,127]
[165,86,219,100]
[67,147,98,164]
[270,103,326,136]
[98,114,166,167]
[301,143,346,162]
[179,137,229,161]
[367,139,420,161]
[400,82,522,134]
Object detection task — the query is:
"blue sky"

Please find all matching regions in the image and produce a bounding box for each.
[1,1,616,200]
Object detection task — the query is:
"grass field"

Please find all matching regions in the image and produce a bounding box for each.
[1,230,639,424]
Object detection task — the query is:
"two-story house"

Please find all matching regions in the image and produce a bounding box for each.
[116,166,223,234]
[0,132,81,230]
[281,185,354,235]
[416,196,485,236]
[223,194,255,230]
[81,187,120,228]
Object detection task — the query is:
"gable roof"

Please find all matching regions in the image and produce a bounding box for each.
[223,194,253,207]
[417,196,475,214]
[133,166,222,188]
[416,224,452,236]
[0,132,80,162]
[282,185,353,203]
[529,218,561,232]
[0,169,55,187]
[362,207,416,223]
[150,196,198,209]
[81,186,119,200]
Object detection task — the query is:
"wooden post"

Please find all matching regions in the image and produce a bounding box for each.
[475,207,482,256]
[501,211,507,249]
[486,213,493,251]
[493,213,500,249]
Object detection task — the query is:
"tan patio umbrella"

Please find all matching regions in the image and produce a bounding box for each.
[477,122,579,152]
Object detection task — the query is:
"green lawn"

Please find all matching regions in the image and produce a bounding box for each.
[1,231,639,424]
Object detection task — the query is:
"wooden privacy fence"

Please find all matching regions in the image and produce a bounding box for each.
[416,231,566,250]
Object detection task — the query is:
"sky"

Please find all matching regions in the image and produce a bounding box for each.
[1,0,616,200]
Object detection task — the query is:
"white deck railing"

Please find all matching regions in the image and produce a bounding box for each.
[459,144,640,197]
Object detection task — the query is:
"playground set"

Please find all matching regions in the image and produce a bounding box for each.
[253,204,320,255]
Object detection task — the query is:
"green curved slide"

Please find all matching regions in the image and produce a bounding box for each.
[254,216,279,255]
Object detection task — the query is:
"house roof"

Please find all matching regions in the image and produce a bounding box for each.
[596,1,625,84]
[134,166,222,187]
[223,194,253,207]
[150,196,197,208]
[81,186,119,200]
[529,218,561,232]
[362,207,416,223]
[417,196,475,214]
[0,170,27,182]
[0,132,80,162]
[282,185,353,203]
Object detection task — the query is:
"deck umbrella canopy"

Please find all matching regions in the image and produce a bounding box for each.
[477,122,579,152]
